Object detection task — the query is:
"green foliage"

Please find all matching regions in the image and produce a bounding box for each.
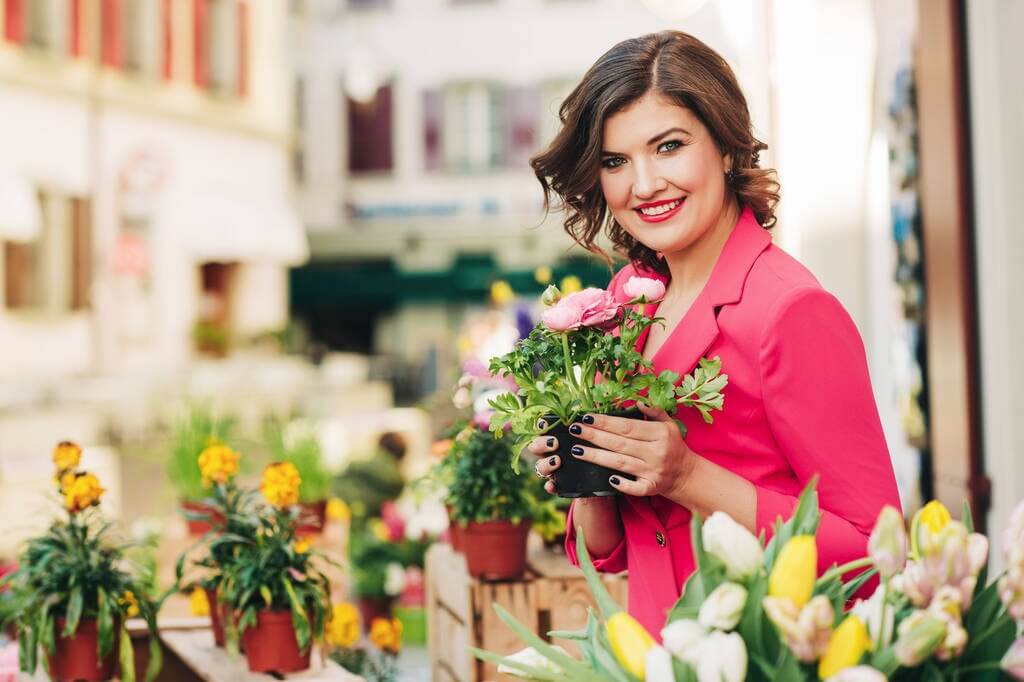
[263,417,331,502]
[347,526,427,600]
[331,645,400,682]
[334,452,405,521]
[0,507,162,681]
[446,427,535,525]
[166,405,237,502]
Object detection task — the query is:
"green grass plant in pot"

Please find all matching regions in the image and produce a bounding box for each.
[488,280,728,497]
[447,425,536,580]
[166,406,238,536]
[264,417,332,536]
[0,442,163,682]
[218,462,333,675]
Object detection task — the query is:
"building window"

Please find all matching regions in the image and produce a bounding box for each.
[4,194,92,313]
[194,0,248,97]
[539,78,578,148]
[348,82,394,174]
[504,86,539,171]
[423,83,513,173]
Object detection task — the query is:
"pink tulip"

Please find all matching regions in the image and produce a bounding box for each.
[622,276,666,303]
[762,594,833,662]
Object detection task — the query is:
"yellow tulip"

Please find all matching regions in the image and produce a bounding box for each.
[606,611,656,678]
[818,615,870,679]
[911,500,952,558]
[768,535,817,608]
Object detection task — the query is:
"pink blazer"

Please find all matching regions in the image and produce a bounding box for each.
[565,207,901,636]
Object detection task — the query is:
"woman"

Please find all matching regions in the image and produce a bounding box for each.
[529,31,901,636]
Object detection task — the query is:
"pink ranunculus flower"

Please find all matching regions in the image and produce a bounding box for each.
[541,297,584,331]
[623,276,666,303]
[573,287,620,328]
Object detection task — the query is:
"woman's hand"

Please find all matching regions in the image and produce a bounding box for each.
[528,432,562,495]
[567,404,698,497]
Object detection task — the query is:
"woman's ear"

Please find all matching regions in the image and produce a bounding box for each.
[722,152,733,173]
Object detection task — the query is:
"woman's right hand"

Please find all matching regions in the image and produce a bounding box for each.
[529,434,561,495]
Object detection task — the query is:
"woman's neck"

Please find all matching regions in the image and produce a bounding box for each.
[662,198,741,295]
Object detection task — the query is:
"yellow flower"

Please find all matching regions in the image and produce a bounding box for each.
[369,518,390,542]
[197,443,241,488]
[606,611,656,678]
[369,617,403,654]
[260,461,302,508]
[769,535,817,608]
[63,472,105,513]
[326,603,360,649]
[189,587,210,616]
[120,590,140,618]
[818,615,870,679]
[560,275,582,294]
[326,497,351,523]
[533,265,552,285]
[490,280,515,306]
[911,500,952,558]
[58,471,77,493]
[52,441,82,473]
[294,538,311,554]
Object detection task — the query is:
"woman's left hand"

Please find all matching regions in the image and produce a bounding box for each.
[568,403,698,497]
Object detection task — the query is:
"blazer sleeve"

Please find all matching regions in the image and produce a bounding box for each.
[564,498,628,573]
[754,286,901,574]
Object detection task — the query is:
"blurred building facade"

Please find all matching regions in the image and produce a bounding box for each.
[0,0,306,380]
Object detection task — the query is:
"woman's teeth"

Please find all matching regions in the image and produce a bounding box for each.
[638,199,682,216]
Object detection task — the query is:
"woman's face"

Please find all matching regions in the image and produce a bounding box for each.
[599,92,731,256]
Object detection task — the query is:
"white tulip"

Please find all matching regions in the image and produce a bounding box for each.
[694,631,747,682]
[703,511,764,580]
[497,646,566,678]
[644,646,675,682]
[698,582,748,631]
[661,619,706,663]
[851,582,895,647]
[825,665,889,682]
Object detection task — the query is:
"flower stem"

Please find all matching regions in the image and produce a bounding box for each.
[815,557,874,588]
[561,333,579,397]
[874,578,889,651]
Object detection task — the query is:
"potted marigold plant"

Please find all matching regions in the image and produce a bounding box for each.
[327,603,403,682]
[219,462,333,675]
[488,279,728,497]
[165,406,238,536]
[0,442,162,682]
[264,417,332,536]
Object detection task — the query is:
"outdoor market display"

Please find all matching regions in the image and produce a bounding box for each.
[0,442,163,682]
[475,482,1024,681]
[486,278,727,497]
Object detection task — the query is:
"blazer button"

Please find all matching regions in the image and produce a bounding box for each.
[655,530,666,547]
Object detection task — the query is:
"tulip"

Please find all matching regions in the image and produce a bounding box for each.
[698,582,747,631]
[763,594,834,662]
[540,284,562,306]
[999,563,1024,621]
[927,586,968,661]
[1002,636,1024,680]
[900,519,987,611]
[825,665,888,682]
[497,646,567,678]
[660,619,706,663]
[703,511,764,581]
[1003,500,1024,568]
[851,583,895,649]
[893,610,946,666]
[818,616,870,679]
[623,276,666,304]
[644,646,675,682]
[607,611,656,679]
[769,535,817,608]
[911,500,951,558]
[693,631,747,682]
[868,505,908,579]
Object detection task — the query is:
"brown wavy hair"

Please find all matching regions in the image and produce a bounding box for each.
[531,31,780,275]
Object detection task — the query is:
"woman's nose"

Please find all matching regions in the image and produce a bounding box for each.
[631,160,667,199]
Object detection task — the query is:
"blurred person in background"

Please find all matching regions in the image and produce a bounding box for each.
[334,431,408,524]
[529,30,900,635]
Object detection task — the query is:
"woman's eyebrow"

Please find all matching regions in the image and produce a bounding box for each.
[601,127,692,156]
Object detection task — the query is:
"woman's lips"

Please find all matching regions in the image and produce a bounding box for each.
[635,198,685,223]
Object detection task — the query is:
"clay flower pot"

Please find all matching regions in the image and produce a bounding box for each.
[295,499,328,537]
[462,519,531,580]
[205,587,227,647]
[180,499,224,537]
[242,610,310,675]
[48,618,116,682]
[446,504,464,553]
[545,409,641,497]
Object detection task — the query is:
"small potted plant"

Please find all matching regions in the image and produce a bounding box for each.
[488,280,728,496]
[347,520,415,631]
[327,603,402,682]
[0,442,162,682]
[264,417,332,536]
[166,406,238,536]
[219,462,333,675]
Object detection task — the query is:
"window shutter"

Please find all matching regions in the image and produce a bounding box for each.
[422,89,443,172]
[236,0,248,97]
[69,0,82,56]
[100,0,121,68]
[193,0,208,88]
[160,0,172,79]
[348,83,394,173]
[4,0,24,44]
[504,86,538,170]
[70,197,92,311]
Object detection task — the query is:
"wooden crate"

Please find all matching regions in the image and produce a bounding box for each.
[425,542,628,681]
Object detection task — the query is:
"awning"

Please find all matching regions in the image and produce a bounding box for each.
[164,193,309,266]
[0,173,41,242]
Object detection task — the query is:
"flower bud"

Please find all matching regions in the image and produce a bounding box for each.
[868,505,907,579]
[818,616,870,679]
[607,612,656,679]
[660,619,706,664]
[540,284,562,306]
[644,646,675,682]
[769,535,817,608]
[698,582,747,631]
[622,276,666,304]
[763,594,833,662]
[693,631,747,682]
[893,610,946,666]
[703,512,764,581]
[911,500,951,558]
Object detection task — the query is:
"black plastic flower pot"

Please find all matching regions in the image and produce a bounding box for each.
[544,409,640,498]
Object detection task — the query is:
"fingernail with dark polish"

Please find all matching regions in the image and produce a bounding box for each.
[609,476,621,485]
[571,445,584,457]
[549,457,558,467]
[582,414,595,424]
[546,437,555,447]
[536,418,547,430]
[569,424,582,435]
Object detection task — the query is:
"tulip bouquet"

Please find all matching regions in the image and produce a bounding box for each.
[474,481,1024,681]
[487,278,728,477]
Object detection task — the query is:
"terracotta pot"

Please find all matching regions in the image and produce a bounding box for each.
[205,587,226,647]
[48,618,116,682]
[356,596,394,633]
[462,519,531,580]
[546,409,640,497]
[242,610,310,674]
[295,499,328,537]
[180,500,224,537]
[446,504,464,553]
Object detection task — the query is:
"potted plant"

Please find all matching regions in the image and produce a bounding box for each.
[166,406,238,536]
[264,417,332,536]
[328,602,403,682]
[347,520,420,631]
[446,425,537,580]
[0,442,162,682]
[174,442,256,647]
[219,462,333,675]
[488,280,728,496]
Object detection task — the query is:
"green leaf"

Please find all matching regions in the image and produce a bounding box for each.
[763,477,821,570]
[259,584,272,607]
[574,528,624,620]
[63,585,83,637]
[962,500,975,533]
[119,625,136,682]
[489,603,597,678]
[469,648,579,682]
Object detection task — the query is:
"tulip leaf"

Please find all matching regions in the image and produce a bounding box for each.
[667,512,726,621]
[673,658,698,682]
[469,648,577,682]
[575,528,625,619]
[736,572,768,660]
[490,603,598,678]
[962,500,975,533]
[841,567,878,602]
[119,625,136,682]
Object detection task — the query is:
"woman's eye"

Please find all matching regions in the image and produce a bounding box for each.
[658,139,683,153]
[601,157,626,169]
